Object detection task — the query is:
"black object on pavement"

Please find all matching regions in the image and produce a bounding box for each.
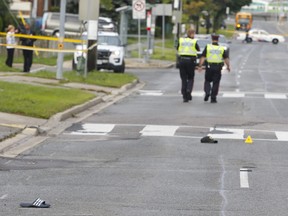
[201,136,218,143]
[20,198,50,208]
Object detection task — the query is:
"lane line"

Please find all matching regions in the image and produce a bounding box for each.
[265,94,287,99]
[140,125,179,137]
[208,128,244,139]
[240,168,250,188]
[0,194,8,199]
[71,123,115,135]
[275,131,288,141]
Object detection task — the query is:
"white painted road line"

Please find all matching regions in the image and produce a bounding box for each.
[208,128,244,140]
[240,169,250,188]
[264,93,287,99]
[71,123,115,135]
[275,131,288,141]
[222,92,245,98]
[140,125,179,137]
[0,194,8,199]
[138,90,163,96]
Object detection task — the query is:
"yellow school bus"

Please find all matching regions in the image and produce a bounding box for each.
[235,12,253,31]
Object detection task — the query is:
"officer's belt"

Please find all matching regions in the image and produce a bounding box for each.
[207,62,223,66]
[179,55,196,60]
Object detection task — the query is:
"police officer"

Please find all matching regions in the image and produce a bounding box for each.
[177,29,200,103]
[198,34,230,103]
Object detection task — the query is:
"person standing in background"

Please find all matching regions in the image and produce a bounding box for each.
[6,25,17,67]
[20,23,36,72]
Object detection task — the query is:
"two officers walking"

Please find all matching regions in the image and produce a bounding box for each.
[177,29,230,103]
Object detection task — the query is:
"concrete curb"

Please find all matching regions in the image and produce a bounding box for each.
[0,79,142,157]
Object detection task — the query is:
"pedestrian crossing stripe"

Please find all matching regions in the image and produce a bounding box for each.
[275,131,288,141]
[71,123,114,135]
[67,123,288,142]
[140,125,178,136]
[208,128,244,139]
[138,90,288,99]
[138,90,163,96]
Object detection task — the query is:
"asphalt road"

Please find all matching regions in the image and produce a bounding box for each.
[1,20,288,216]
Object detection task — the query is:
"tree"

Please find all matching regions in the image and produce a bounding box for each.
[211,0,252,32]
[0,0,12,31]
[182,0,252,33]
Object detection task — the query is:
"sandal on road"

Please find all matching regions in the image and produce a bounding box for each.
[20,198,50,208]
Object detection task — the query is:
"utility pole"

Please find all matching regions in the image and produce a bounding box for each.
[79,0,99,73]
[56,0,66,80]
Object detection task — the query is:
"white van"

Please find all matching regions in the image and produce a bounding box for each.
[41,12,116,36]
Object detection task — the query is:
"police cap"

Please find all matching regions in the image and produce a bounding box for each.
[211,33,219,41]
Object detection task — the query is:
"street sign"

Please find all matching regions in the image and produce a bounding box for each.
[132,0,146,19]
[152,4,172,16]
[79,0,100,21]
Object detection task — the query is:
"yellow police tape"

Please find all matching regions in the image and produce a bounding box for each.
[0,32,83,43]
[0,43,83,53]
[0,43,94,53]
[0,32,99,53]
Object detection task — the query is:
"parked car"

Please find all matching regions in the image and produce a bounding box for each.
[236,29,285,44]
[41,12,116,36]
[73,31,125,73]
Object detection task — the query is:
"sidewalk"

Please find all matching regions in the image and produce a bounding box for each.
[0,58,174,157]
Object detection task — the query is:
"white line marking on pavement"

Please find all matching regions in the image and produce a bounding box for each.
[71,123,115,135]
[138,90,163,96]
[208,128,244,139]
[264,93,287,99]
[275,131,288,141]
[222,92,245,98]
[0,194,8,199]
[240,169,250,188]
[192,91,205,97]
[140,125,179,137]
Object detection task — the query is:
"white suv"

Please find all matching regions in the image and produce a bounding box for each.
[73,31,125,73]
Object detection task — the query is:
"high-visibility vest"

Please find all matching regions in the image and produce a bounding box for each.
[206,44,225,63]
[178,37,198,56]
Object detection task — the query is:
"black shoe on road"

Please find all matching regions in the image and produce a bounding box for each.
[204,94,210,101]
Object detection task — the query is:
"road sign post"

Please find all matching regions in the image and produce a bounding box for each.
[132,0,146,60]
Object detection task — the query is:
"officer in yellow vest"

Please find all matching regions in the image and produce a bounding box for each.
[198,34,230,103]
[177,29,200,103]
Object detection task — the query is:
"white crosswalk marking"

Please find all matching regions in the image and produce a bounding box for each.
[222,92,245,98]
[264,93,287,99]
[138,90,288,99]
[71,123,115,135]
[208,128,244,140]
[67,123,286,142]
[140,125,179,137]
[275,131,288,141]
[138,90,163,96]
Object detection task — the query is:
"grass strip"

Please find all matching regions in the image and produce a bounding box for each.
[0,81,95,119]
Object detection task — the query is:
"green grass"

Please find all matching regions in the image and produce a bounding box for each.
[13,54,73,65]
[0,81,95,119]
[26,70,138,88]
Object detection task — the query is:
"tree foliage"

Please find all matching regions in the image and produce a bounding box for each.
[183,0,252,32]
[0,0,11,31]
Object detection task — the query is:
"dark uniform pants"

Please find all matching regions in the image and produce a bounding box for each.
[179,57,196,100]
[204,64,222,100]
[23,49,33,72]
